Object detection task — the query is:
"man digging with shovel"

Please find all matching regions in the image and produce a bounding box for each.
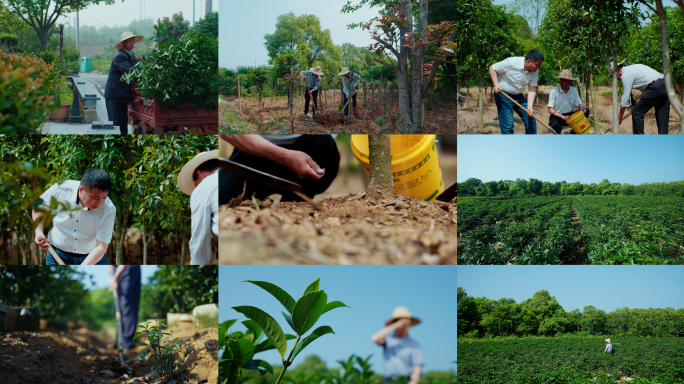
[32,168,116,265]
[610,60,669,134]
[300,66,323,118]
[109,265,141,355]
[489,50,544,134]
[178,150,219,265]
[338,67,362,119]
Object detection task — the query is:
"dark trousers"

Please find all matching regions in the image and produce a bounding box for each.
[304,87,318,114]
[114,265,141,350]
[219,135,340,204]
[105,98,129,135]
[342,92,357,116]
[46,246,110,265]
[548,112,576,134]
[632,79,669,134]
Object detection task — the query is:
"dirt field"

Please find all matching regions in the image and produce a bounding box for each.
[457,85,683,134]
[219,90,458,134]
[0,323,218,384]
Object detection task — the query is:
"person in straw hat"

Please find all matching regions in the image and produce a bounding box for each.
[338,67,362,118]
[372,307,424,384]
[300,66,323,117]
[547,69,588,134]
[178,150,219,265]
[104,31,144,135]
[603,338,613,355]
[609,60,669,134]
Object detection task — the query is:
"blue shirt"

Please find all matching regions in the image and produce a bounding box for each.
[301,71,321,90]
[382,334,425,377]
[606,343,613,353]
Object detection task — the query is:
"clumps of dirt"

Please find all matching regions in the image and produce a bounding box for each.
[312,112,344,126]
[0,324,218,384]
[219,193,457,264]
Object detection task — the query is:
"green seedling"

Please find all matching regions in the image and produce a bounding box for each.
[135,319,181,384]
[229,278,349,384]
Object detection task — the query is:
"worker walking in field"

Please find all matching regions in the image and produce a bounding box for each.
[32,168,116,265]
[548,69,589,134]
[610,60,669,134]
[338,67,362,118]
[489,50,544,134]
[105,31,143,135]
[300,66,323,118]
[178,150,219,265]
[218,135,339,203]
[109,265,141,351]
[372,307,424,384]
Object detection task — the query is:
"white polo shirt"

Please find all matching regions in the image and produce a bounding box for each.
[189,171,218,265]
[491,57,539,95]
[38,180,116,254]
[548,85,583,114]
[620,64,664,107]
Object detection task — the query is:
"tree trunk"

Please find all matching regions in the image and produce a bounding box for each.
[478,76,485,130]
[610,51,619,133]
[115,204,130,265]
[367,135,394,198]
[590,71,598,133]
[180,232,187,265]
[363,79,367,107]
[655,0,684,133]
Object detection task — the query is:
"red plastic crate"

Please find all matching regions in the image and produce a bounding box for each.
[128,90,218,134]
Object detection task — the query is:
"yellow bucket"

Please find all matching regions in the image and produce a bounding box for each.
[567,110,592,134]
[350,134,444,201]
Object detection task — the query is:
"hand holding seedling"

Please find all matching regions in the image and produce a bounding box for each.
[229,278,348,384]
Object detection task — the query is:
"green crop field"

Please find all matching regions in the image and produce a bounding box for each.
[457,337,684,383]
[457,196,684,265]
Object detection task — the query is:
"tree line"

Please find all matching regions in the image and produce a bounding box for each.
[459,177,684,198]
[458,288,684,338]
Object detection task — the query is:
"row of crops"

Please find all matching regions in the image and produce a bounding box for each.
[457,196,684,265]
[457,337,684,383]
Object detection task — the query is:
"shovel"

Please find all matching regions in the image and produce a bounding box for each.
[500,91,557,134]
[113,289,126,367]
[47,244,66,265]
[602,93,640,134]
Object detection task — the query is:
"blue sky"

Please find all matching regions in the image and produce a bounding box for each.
[219,266,457,373]
[458,266,684,312]
[72,266,158,289]
[457,135,684,184]
[219,0,379,68]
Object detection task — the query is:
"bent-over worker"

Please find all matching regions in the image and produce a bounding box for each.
[610,61,669,134]
[489,50,544,134]
[300,66,323,117]
[33,168,116,265]
[338,67,362,118]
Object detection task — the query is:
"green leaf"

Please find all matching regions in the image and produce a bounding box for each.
[253,334,296,354]
[247,359,274,375]
[226,338,255,367]
[282,311,295,332]
[292,326,335,360]
[322,301,349,315]
[243,280,296,315]
[303,278,320,295]
[292,290,328,335]
[232,305,288,359]
[242,319,263,342]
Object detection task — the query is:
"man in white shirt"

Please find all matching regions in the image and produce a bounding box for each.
[610,61,669,134]
[178,150,219,265]
[548,69,588,134]
[32,168,116,265]
[218,135,339,204]
[489,50,544,134]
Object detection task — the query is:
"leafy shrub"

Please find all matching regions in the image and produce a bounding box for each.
[190,11,218,38]
[136,319,181,383]
[122,24,218,111]
[139,266,218,320]
[0,51,58,133]
[0,33,18,48]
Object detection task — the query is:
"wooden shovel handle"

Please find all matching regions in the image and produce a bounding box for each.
[500,91,557,134]
[47,244,66,265]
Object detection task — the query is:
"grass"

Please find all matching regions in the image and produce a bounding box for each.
[219,100,257,134]
[601,91,612,97]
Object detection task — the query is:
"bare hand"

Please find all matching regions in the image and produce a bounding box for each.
[35,233,50,250]
[109,280,118,292]
[563,115,571,121]
[527,108,534,117]
[284,151,325,180]
[493,85,502,94]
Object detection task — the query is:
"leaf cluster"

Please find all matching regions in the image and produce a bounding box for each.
[136,319,182,383]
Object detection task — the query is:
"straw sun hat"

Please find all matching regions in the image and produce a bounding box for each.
[114,31,144,50]
[556,69,579,81]
[385,306,421,327]
[177,150,219,195]
[310,66,324,76]
[605,339,612,343]
[338,67,351,76]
